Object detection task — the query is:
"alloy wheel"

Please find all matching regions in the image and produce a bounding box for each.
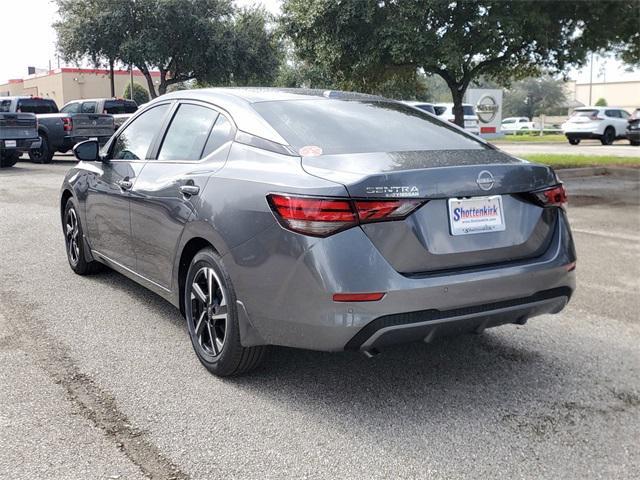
[65,208,80,265]
[190,266,228,357]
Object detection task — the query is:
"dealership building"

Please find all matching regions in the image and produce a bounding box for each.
[0,67,159,107]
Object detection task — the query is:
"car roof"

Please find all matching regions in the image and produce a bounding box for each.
[433,103,474,107]
[401,100,434,106]
[152,88,386,145]
[64,98,136,103]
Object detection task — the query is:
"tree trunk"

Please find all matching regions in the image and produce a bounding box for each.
[138,65,158,99]
[451,86,465,128]
[109,58,115,98]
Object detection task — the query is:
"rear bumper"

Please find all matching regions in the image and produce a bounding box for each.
[0,137,41,153]
[565,132,601,139]
[225,209,576,351]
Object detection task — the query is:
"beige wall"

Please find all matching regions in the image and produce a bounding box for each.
[0,68,156,107]
[567,80,640,111]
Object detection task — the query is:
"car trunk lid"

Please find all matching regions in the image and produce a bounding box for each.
[302,149,560,274]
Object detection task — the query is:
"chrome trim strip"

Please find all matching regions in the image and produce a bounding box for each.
[91,250,171,293]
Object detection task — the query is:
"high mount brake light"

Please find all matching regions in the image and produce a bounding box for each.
[267,194,424,237]
[532,184,567,207]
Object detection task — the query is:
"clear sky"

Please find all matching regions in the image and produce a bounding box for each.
[1,0,637,85]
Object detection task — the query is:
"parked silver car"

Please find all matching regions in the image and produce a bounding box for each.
[60,88,576,376]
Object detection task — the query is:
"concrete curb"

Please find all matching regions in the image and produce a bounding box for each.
[556,166,640,180]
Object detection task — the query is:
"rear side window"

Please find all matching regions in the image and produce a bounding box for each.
[0,100,11,112]
[104,100,138,114]
[157,104,218,161]
[61,102,80,113]
[415,104,435,114]
[17,98,58,113]
[111,104,170,160]
[463,105,476,116]
[202,115,234,157]
[252,99,485,156]
[81,102,97,113]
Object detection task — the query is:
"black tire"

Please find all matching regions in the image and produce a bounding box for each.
[630,140,640,146]
[29,134,54,164]
[567,137,580,145]
[600,127,615,146]
[0,152,19,168]
[185,248,267,376]
[63,199,101,275]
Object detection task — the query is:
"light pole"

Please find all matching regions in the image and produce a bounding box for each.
[129,65,134,101]
[588,52,594,106]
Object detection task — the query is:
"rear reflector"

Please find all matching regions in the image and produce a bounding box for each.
[333,292,385,302]
[267,194,424,237]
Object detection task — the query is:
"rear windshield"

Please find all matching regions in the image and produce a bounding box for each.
[17,98,59,114]
[104,100,138,114]
[252,99,485,155]
[571,109,598,118]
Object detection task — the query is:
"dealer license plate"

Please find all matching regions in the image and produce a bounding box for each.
[5,140,17,148]
[448,195,506,236]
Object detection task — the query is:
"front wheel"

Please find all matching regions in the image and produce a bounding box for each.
[568,137,580,145]
[185,248,267,376]
[64,200,101,275]
[29,134,53,163]
[630,139,640,146]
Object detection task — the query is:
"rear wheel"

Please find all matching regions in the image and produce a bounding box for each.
[630,140,640,146]
[29,134,53,163]
[185,248,267,376]
[0,152,19,168]
[64,199,101,275]
[567,137,580,145]
[600,127,615,145]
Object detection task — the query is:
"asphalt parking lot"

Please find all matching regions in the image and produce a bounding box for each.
[1,160,639,479]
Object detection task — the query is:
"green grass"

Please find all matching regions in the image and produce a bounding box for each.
[491,134,566,143]
[520,154,640,169]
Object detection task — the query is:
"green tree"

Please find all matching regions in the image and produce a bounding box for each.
[595,97,608,107]
[502,77,568,119]
[55,0,127,96]
[123,82,150,105]
[281,0,639,127]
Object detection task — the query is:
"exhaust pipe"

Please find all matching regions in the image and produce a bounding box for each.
[362,348,381,358]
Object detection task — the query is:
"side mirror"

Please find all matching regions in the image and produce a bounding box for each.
[73,139,100,162]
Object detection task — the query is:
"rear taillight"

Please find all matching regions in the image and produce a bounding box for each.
[533,184,567,207]
[62,117,73,132]
[267,194,424,237]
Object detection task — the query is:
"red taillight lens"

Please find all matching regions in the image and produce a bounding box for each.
[267,194,423,237]
[533,184,567,207]
[62,117,73,132]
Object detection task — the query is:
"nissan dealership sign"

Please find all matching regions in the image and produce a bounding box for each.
[465,88,503,137]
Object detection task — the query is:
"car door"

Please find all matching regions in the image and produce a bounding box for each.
[618,110,630,135]
[130,101,235,289]
[84,102,172,269]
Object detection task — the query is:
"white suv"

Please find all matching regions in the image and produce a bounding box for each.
[501,117,536,133]
[433,103,480,135]
[562,107,630,145]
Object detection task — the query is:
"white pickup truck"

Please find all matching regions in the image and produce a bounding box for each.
[501,117,536,133]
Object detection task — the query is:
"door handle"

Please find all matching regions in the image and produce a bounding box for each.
[117,179,133,190]
[179,185,200,196]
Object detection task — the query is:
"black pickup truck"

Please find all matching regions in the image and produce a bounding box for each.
[0,96,115,163]
[0,112,40,168]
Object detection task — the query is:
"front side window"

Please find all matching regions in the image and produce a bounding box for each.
[61,102,80,113]
[111,104,170,160]
[253,99,485,156]
[157,104,219,161]
[0,100,11,112]
[433,106,447,116]
[619,110,630,119]
[81,102,97,113]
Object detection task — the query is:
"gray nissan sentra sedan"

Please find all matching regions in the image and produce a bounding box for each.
[60,88,576,376]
